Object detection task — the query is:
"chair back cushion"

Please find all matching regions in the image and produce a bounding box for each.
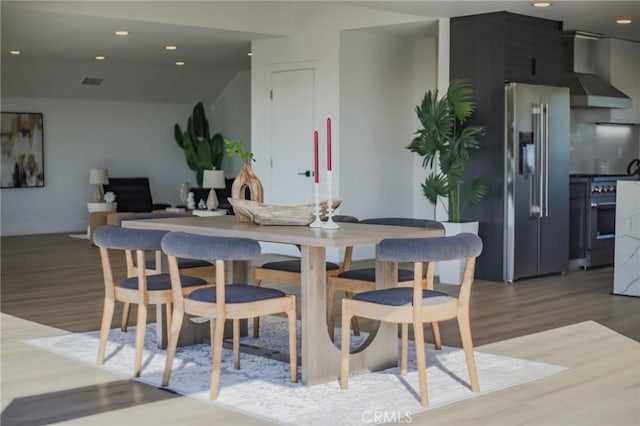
[93,225,167,251]
[378,233,482,263]
[361,217,444,230]
[162,232,260,261]
[104,177,154,212]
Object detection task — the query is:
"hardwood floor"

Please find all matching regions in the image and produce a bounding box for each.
[1,233,639,425]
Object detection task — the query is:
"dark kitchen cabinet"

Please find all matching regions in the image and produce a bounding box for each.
[504,14,564,85]
[450,12,566,281]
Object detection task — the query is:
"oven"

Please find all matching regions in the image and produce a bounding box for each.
[569,174,638,269]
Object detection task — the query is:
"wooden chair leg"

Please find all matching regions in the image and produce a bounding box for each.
[97,297,115,365]
[345,292,361,336]
[161,310,184,387]
[120,302,131,332]
[252,279,263,338]
[287,302,298,383]
[340,303,352,390]
[133,303,148,377]
[400,323,408,376]
[413,318,429,406]
[209,318,216,355]
[327,284,337,342]
[458,313,479,392]
[431,321,442,350]
[233,319,240,370]
[210,314,226,400]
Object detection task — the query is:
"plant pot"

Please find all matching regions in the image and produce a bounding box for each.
[438,221,479,285]
[231,162,264,222]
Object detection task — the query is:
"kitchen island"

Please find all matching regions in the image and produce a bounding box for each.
[613,181,640,296]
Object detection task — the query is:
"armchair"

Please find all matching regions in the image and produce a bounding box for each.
[103,177,170,213]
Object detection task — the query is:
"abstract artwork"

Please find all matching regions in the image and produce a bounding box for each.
[1,112,45,188]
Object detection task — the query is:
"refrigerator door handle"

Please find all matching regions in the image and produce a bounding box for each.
[530,104,542,216]
[543,103,550,217]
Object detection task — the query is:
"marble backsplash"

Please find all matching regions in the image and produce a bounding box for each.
[570,111,640,175]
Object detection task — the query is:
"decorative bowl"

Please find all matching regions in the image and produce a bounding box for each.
[228,198,342,225]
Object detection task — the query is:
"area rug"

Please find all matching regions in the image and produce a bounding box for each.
[24,317,568,425]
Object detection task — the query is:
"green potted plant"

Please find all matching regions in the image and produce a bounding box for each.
[407,79,486,284]
[174,102,224,187]
[407,78,487,223]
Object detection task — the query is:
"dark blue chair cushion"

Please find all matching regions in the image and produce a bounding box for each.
[119,273,206,291]
[162,232,260,261]
[94,225,167,251]
[188,284,286,304]
[145,257,213,270]
[378,233,483,263]
[360,217,444,230]
[260,259,339,272]
[337,267,415,282]
[353,287,452,306]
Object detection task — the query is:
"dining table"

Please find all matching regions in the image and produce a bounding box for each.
[122,215,444,385]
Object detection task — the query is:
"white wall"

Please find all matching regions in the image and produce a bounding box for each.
[340,30,416,219]
[210,70,252,178]
[0,97,195,236]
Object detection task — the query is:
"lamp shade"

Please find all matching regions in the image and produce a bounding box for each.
[202,169,225,189]
[89,168,109,185]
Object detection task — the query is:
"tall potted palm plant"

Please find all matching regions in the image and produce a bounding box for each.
[407,79,486,284]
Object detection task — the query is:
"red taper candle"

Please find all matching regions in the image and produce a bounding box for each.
[327,117,332,171]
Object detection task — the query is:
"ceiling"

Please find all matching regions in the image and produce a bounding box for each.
[2,1,638,104]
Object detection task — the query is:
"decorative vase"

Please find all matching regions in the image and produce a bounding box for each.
[231,162,264,222]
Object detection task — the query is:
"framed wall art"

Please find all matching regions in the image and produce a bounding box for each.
[1,112,45,188]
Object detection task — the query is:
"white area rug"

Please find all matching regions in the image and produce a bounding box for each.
[25,317,567,425]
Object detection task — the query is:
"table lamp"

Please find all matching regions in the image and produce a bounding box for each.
[202,169,225,210]
[89,168,109,202]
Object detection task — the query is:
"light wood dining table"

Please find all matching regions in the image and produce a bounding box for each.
[122,215,444,385]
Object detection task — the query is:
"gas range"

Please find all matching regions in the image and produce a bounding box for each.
[570,174,638,196]
[568,173,637,270]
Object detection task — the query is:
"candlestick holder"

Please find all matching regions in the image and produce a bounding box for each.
[323,170,339,229]
[309,182,323,228]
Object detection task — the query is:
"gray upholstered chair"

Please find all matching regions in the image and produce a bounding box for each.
[340,233,482,407]
[160,232,298,400]
[93,225,208,377]
[327,217,445,341]
[252,214,359,337]
[112,213,216,332]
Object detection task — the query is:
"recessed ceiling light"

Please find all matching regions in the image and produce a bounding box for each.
[10,50,21,55]
[616,19,632,25]
[247,52,253,57]
[95,56,105,61]
[165,45,177,51]
[175,61,185,66]
[114,30,129,36]
[532,2,552,7]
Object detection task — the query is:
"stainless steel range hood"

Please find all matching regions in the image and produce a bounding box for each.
[563,31,632,109]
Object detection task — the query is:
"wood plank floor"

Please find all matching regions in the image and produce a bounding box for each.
[1,233,639,425]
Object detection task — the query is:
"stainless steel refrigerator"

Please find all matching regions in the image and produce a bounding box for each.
[504,83,570,282]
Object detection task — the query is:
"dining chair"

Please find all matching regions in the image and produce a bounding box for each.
[160,231,298,400]
[326,218,445,341]
[93,225,208,377]
[112,213,216,332]
[251,214,359,337]
[340,233,483,406]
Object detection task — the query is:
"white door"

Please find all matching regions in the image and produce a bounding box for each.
[269,68,315,205]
